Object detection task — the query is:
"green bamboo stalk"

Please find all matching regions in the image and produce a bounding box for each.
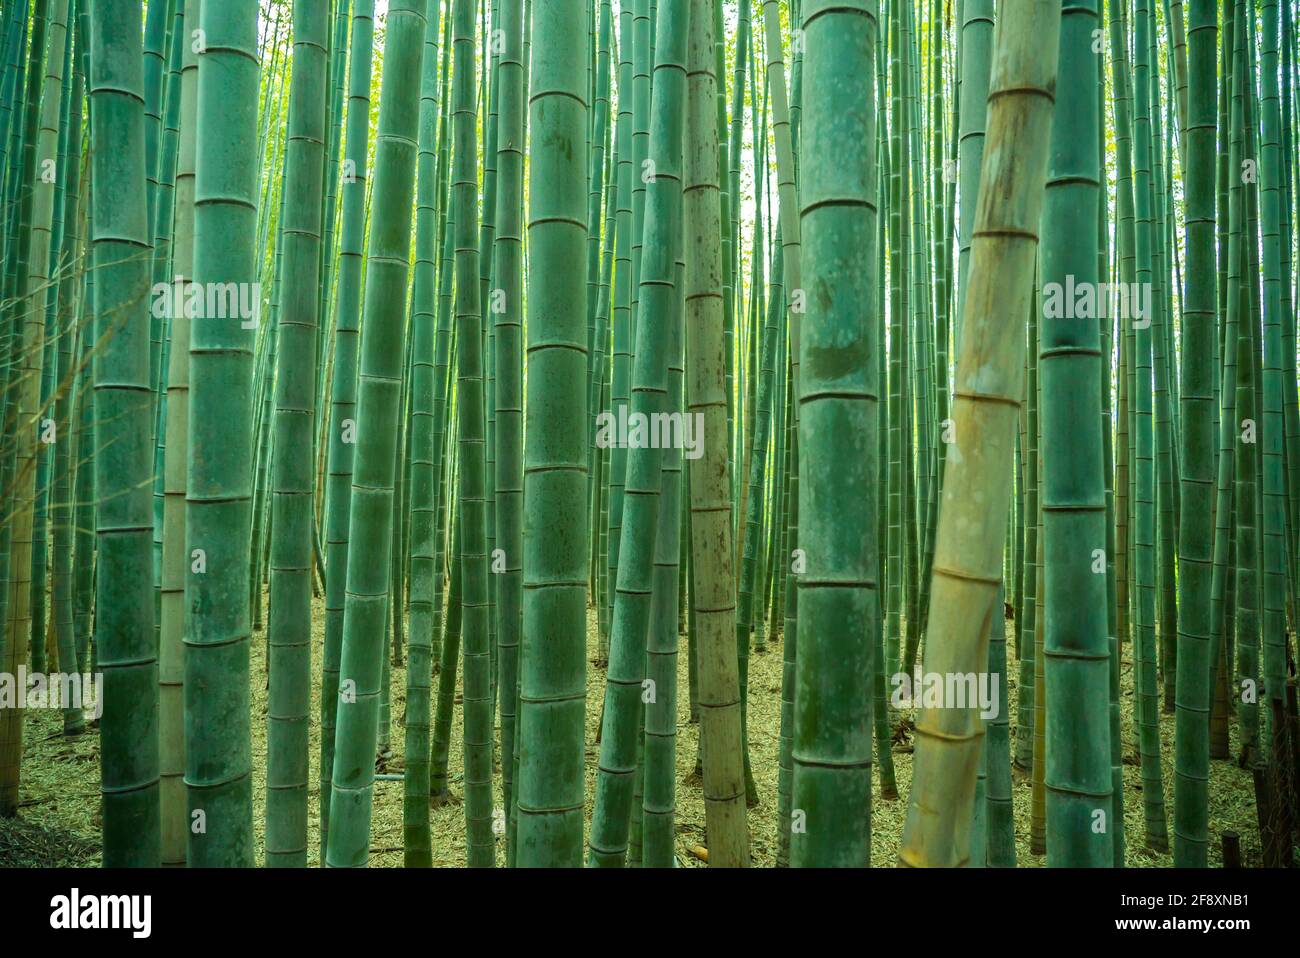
[1039,0,1111,867]
[1133,0,1169,852]
[1030,388,1046,856]
[489,0,522,852]
[1015,302,1039,774]
[985,582,1015,866]
[1171,0,1216,870]
[513,0,590,868]
[602,3,633,667]
[22,0,71,672]
[741,3,803,812]
[789,0,879,869]
[430,506,462,805]
[315,0,351,398]
[1257,0,1288,740]
[1148,11,1177,715]
[1207,0,1241,775]
[85,0,161,865]
[158,0,200,867]
[447,0,492,868]
[884,0,905,703]
[725,0,748,477]
[480,2,500,717]
[608,0,653,651]
[266,0,329,868]
[147,0,184,690]
[50,0,85,743]
[584,0,612,446]
[402,0,442,870]
[1108,0,1136,691]
[142,0,172,412]
[735,234,780,808]
[588,0,685,868]
[320,0,372,851]
[1232,225,1259,763]
[324,0,427,869]
[70,0,95,680]
[185,0,260,867]
[641,250,683,868]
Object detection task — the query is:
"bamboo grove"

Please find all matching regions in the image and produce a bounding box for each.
[0,0,1298,870]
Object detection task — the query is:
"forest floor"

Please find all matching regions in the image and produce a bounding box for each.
[3,591,1267,867]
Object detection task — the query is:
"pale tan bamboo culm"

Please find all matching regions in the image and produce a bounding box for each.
[899,0,1062,869]
[684,0,749,868]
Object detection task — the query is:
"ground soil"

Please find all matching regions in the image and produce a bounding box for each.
[2,592,1264,867]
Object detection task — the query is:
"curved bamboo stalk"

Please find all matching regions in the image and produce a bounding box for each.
[899,0,1061,868]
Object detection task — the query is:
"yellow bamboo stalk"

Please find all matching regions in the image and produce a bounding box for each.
[898,0,1062,868]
